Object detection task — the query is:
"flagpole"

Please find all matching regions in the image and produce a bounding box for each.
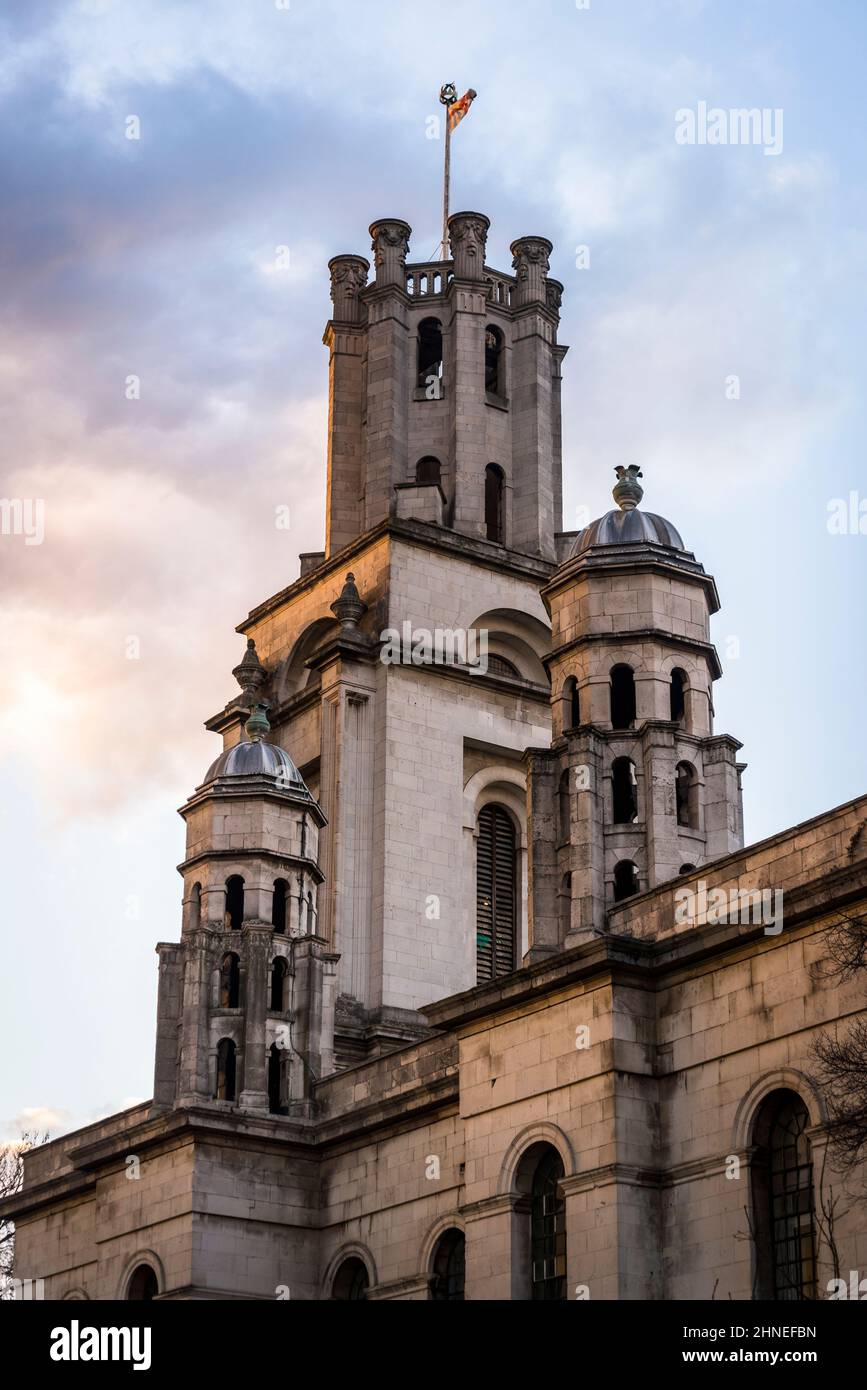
[441,115,451,261]
[439,83,456,261]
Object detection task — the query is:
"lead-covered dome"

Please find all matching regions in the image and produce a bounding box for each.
[202,704,310,796]
[571,465,685,557]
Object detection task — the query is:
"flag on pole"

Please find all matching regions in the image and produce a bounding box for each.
[448,88,477,132]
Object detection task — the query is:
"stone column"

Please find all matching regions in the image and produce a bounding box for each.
[446,213,490,540]
[509,236,558,559]
[292,936,341,1088]
[702,735,745,857]
[177,928,216,1104]
[325,254,369,556]
[462,1195,522,1300]
[152,943,182,1109]
[363,220,411,529]
[239,926,272,1110]
[568,730,606,938]
[524,748,561,962]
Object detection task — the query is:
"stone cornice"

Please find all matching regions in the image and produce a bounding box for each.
[544,628,723,682]
[176,847,326,884]
[237,519,554,634]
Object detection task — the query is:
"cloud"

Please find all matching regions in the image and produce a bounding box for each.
[6,1107,71,1140]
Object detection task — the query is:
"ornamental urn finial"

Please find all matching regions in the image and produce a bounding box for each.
[232,637,267,704]
[613,465,644,512]
[330,572,366,629]
[244,701,271,743]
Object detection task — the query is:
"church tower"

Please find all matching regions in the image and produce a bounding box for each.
[191,208,569,1066]
[324,211,566,559]
[152,703,337,1115]
[526,466,746,954]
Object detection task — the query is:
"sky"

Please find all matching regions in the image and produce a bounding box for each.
[1,0,865,1141]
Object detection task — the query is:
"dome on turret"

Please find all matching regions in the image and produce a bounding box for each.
[571,466,685,557]
[201,704,311,797]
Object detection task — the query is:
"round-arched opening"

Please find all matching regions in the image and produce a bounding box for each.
[269,956,288,1013]
[562,676,580,731]
[675,761,699,829]
[331,1257,369,1301]
[126,1264,158,1301]
[225,875,245,931]
[610,664,636,729]
[430,1228,466,1301]
[267,1041,286,1115]
[611,757,638,824]
[613,860,640,902]
[417,317,443,390]
[215,1038,237,1102]
[476,803,517,983]
[485,463,505,543]
[272,878,288,934]
[484,324,504,396]
[670,667,688,723]
[750,1089,817,1300]
[513,1142,567,1301]
[415,455,442,486]
[219,952,241,1009]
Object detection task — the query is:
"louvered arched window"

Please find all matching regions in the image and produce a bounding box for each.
[476,804,517,983]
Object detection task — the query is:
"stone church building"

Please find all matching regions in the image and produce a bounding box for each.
[6,210,867,1301]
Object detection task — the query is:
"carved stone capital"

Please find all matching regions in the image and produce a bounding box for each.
[369,219,411,288]
[448,210,490,282]
[510,235,553,305]
[545,277,564,313]
[328,254,370,323]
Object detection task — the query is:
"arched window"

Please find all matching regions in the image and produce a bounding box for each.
[559,872,572,938]
[306,891,316,935]
[670,668,687,723]
[530,1148,567,1301]
[476,804,517,983]
[611,757,638,824]
[126,1265,158,1301]
[272,879,288,934]
[225,875,244,931]
[675,761,699,829]
[417,317,443,390]
[215,1038,237,1102]
[430,1229,466,1301]
[416,456,441,486]
[485,463,504,542]
[487,653,520,679]
[270,956,288,1013]
[563,676,580,730]
[751,1091,816,1300]
[267,1042,285,1115]
[331,1257,369,1301]
[558,769,570,843]
[189,882,201,930]
[485,324,504,396]
[610,665,636,729]
[613,860,639,902]
[219,952,240,1008]
[679,863,696,875]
